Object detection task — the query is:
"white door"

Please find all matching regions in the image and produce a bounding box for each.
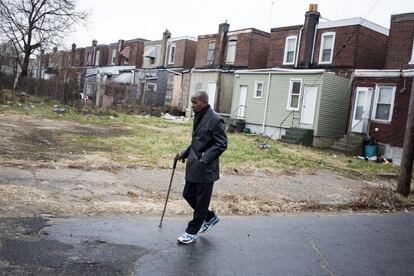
[207,81,217,110]
[300,85,318,126]
[237,85,248,118]
[352,87,373,133]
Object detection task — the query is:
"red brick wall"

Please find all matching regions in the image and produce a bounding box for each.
[268,28,301,67]
[247,32,269,69]
[183,40,197,69]
[123,41,145,67]
[232,33,251,68]
[195,35,216,68]
[165,40,188,68]
[385,16,414,69]
[313,26,358,68]
[352,77,412,147]
[354,26,388,69]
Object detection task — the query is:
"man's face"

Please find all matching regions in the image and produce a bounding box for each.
[191,95,207,113]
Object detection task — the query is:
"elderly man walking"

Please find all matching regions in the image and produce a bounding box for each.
[175,91,228,244]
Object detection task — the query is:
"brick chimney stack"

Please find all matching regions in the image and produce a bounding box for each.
[298,4,320,68]
[214,21,230,68]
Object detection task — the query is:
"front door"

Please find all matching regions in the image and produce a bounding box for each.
[352,87,373,133]
[237,85,248,118]
[300,85,318,126]
[207,81,217,110]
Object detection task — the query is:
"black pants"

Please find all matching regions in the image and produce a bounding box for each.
[183,180,216,235]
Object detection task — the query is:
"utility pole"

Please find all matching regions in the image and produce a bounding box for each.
[397,79,414,196]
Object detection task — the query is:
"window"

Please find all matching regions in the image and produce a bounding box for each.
[111,49,117,64]
[287,79,302,110]
[87,53,92,66]
[254,81,264,98]
[372,85,396,122]
[319,32,335,64]
[283,36,297,65]
[124,57,129,64]
[146,83,157,92]
[207,41,216,65]
[168,44,176,64]
[225,40,237,64]
[95,50,100,65]
[409,39,414,65]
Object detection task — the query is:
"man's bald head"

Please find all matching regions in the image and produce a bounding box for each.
[192,91,209,103]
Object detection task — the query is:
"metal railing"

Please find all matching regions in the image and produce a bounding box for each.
[232,105,246,119]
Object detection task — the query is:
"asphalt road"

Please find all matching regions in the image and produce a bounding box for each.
[1,213,413,275]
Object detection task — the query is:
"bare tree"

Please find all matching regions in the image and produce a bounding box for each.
[0,0,87,77]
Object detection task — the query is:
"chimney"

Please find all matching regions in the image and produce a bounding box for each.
[298,4,320,68]
[161,29,172,67]
[53,46,58,53]
[117,39,124,65]
[71,43,76,66]
[214,21,230,68]
[92,39,97,66]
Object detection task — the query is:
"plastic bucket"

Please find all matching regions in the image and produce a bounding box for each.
[364,144,378,158]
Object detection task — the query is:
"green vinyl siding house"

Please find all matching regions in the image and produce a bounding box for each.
[231,68,351,147]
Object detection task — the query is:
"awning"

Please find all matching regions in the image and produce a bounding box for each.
[143,47,156,58]
[112,72,133,84]
[120,47,130,58]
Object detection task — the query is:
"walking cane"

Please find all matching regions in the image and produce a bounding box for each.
[159,155,179,228]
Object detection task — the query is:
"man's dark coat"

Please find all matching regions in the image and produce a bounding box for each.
[182,107,227,183]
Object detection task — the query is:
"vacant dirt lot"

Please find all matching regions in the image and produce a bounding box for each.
[0,113,411,217]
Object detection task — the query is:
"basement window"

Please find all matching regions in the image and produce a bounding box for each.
[283,36,297,65]
[287,79,302,111]
[372,85,396,122]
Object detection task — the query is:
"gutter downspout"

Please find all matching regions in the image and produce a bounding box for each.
[295,27,303,68]
[261,72,272,134]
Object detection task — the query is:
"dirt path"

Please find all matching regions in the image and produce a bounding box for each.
[0,114,404,217]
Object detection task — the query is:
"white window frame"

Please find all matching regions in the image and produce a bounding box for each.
[318,32,336,64]
[253,81,264,99]
[286,79,303,111]
[409,38,414,65]
[371,85,396,123]
[225,40,237,64]
[111,49,117,65]
[168,43,176,65]
[124,57,129,64]
[283,36,297,65]
[146,83,157,92]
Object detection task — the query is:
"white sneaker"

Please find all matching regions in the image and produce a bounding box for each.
[177,232,198,244]
[200,215,220,233]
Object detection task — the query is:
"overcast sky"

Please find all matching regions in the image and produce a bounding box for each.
[65,0,414,49]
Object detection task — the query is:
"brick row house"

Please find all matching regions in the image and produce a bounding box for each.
[346,12,414,165]
[189,22,270,117]
[230,4,390,148]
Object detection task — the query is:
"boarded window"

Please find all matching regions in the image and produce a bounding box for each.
[207,42,215,65]
[111,49,117,64]
[225,40,237,64]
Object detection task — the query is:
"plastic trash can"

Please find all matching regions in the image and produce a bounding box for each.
[364,144,377,158]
